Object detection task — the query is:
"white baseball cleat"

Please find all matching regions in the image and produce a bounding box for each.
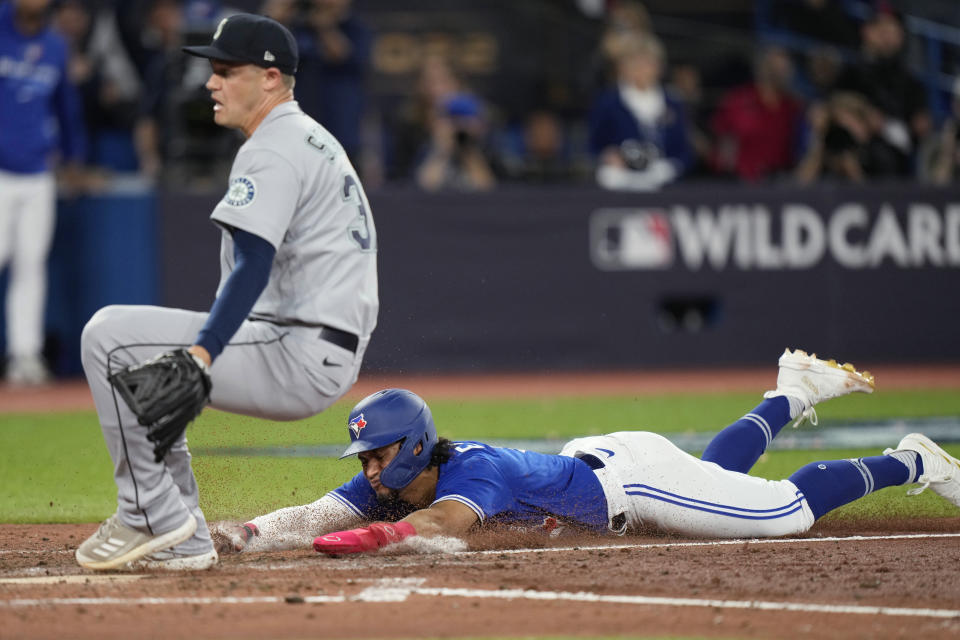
[76,513,197,570]
[127,547,219,571]
[763,348,875,427]
[885,433,960,508]
[5,356,51,386]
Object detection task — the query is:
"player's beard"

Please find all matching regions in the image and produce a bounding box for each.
[375,490,415,515]
[376,488,403,505]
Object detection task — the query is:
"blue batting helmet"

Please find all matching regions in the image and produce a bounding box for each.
[339,389,438,490]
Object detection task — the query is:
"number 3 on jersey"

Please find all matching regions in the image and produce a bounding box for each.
[342,174,375,251]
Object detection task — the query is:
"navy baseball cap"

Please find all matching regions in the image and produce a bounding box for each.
[183,13,298,75]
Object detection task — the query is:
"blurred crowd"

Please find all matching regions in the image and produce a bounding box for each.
[13,0,960,193]
[583,0,960,190]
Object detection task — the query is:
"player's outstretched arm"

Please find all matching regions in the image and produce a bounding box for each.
[213,494,364,553]
[402,500,480,538]
[313,500,479,555]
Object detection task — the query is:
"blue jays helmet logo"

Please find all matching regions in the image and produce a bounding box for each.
[348,414,367,438]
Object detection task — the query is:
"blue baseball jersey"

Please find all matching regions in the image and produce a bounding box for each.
[0,1,85,173]
[329,441,609,530]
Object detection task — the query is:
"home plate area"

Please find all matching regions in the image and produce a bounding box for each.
[2,521,960,639]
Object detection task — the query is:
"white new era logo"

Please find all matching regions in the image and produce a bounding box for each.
[264,50,275,62]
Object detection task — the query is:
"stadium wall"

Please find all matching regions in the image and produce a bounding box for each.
[0,189,158,376]
[5,183,955,375]
[157,183,960,373]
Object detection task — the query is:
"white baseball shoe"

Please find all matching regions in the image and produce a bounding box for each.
[76,513,197,570]
[5,355,51,386]
[128,547,218,571]
[885,433,960,508]
[763,348,875,427]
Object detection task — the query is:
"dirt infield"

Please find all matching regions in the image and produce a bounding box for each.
[3,366,960,638]
[2,520,960,639]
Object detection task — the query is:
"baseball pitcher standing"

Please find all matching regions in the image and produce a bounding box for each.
[75,13,378,571]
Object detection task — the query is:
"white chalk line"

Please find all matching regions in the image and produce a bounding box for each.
[416,587,960,619]
[2,576,958,620]
[228,531,960,572]
[457,532,960,557]
[4,531,959,559]
[0,574,146,585]
[3,532,959,573]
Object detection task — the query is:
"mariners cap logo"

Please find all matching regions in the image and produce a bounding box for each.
[182,13,299,75]
[212,18,227,41]
[348,414,367,438]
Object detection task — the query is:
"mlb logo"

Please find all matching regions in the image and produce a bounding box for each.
[348,414,367,438]
[590,208,674,270]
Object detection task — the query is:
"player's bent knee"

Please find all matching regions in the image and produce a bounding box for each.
[80,306,133,364]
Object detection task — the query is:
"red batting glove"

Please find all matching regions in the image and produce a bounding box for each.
[313,521,416,555]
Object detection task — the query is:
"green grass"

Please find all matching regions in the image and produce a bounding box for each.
[194,456,351,521]
[3,411,115,522]
[1,389,958,523]
[188,389,960,447]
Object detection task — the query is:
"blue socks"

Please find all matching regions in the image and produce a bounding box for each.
[701,395,927,521]
[789,453,924,520]
[702,397,792,473]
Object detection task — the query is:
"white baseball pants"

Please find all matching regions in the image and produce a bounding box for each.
[0,169,55,360]
[561,431,816,538]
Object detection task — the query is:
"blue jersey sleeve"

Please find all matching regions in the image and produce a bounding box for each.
[432,449,514,522]
[328,472,376,518]
[195,228,275,361]
[328,471,416,522]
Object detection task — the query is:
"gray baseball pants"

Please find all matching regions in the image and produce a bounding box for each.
[80,305,367,555]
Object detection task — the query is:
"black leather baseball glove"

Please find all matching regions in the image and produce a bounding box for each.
[108,348,212,462]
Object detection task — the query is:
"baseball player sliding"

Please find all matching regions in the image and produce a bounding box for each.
[75,14,377,571]
[214,350,960,554]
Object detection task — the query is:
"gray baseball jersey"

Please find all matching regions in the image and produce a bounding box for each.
[79,100,379,561]
[212,101,378,336]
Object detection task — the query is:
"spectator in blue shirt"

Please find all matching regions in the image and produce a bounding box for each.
[588,33,692,191]
[0,0,86,385]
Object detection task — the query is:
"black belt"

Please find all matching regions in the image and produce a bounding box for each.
[575,453,627,531]
[576,453,606,470]
[319,326,358,354]
[250,317,359,354]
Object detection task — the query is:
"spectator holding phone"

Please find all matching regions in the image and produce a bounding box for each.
[588,33,692,191]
